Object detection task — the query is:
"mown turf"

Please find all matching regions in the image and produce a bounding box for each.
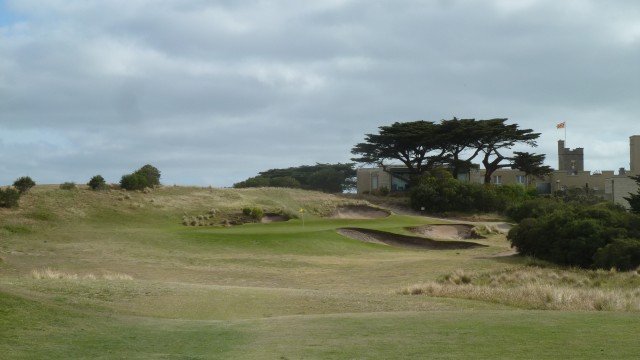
[1,186,640,359]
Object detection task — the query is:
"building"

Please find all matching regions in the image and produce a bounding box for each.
[356,135,640,209]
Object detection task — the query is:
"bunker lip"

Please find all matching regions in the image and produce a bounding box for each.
[408,224,486,240]
[328,205,391,219]
[261,213,290,223]
[337,227,487,250]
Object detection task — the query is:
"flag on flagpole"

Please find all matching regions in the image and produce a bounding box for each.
[556,122,566,129]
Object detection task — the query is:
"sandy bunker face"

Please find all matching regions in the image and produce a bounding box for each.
[329,205,390,219]
[337,228,486,250]
[261,213,290,223]
[409,224,485,240]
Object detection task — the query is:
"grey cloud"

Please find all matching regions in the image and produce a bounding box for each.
[2,0,640,185]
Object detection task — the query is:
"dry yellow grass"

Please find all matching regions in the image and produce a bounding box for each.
[30,268,133,281]
[401,267,640,311]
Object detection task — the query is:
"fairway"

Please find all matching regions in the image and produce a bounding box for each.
[1,186,640,359]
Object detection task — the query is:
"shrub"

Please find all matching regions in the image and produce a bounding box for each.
[0,187,20,208]
[136,164,161,187]
[120,173,148,191]
[410,170,534,214]
[13,176,36,193]
[508,203,640,269]
[60,182,77,190]
[88,175,107,191]
[120,165,161,191]
[242,207,263,220]
[593,239,640,271]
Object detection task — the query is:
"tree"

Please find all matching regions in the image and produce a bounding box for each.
[624,175,640,214]
[13,176,36,193]
[135,164,161,187]
[234,163,356,192]
[439,118,485,179]
[511,151,553,187]
[307,168,344,193]
[477,119,540,184]
[351,119,542,185]
[88,175,107,191]
[351,121,448,177]
[120,173,148,191]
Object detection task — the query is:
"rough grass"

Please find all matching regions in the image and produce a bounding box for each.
[401,267,640,311]
[2,186,640,358]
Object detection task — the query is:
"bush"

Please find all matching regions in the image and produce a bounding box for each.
[410,170,534,214]
[120,173,148,191]
[120,165,161,191]
[508,203,640,269]
[136,164,161,187]
[13,176,35,193]
[0,187,20,208]
[88,175,107,191]
[60,182,77,190]
[242,207,263,220]
[593,238,640,271]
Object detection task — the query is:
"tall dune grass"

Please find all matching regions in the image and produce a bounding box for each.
[400,267,640,311]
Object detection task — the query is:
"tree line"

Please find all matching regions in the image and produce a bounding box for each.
[351,118,552,184]
[233,163,356,193]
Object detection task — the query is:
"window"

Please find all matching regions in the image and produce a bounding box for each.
[371,174,378,190]
[516,175,526,184]
[492,175,502,184]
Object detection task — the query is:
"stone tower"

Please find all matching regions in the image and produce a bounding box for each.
[631,136,640,174]
[557,140,584,174]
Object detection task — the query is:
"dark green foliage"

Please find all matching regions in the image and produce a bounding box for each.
[510,151,553,185]
[88,175,107,191]
[234,163,355,192]
[13,176,36,193]
[593,238,640,271]
[136,164,161,187]
[351,118,541,184]
[506,198,565,222]
[508,202,640,269]
[233,176,270,188]
[409,169,533,213]
[120,165,161,191]
[60,182,77,190]
[307,168,344,193]
[623,174,640,214]
[269,176,301,188]
[0,187,21,208]
[120,173,149,191]
[242,207,263,220]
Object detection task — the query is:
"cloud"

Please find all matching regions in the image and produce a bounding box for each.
[1,0,640,186]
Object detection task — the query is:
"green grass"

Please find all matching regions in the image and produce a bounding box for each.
[1,186,640,358]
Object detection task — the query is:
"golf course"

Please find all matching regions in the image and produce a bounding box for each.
[2,185,640,359]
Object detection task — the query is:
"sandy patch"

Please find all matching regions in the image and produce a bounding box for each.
[261,213,290,223]
[409,224,485,240]
[337,228,487,250]
[329,205,390,219]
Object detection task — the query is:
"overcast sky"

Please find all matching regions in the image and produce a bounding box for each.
[1,0,639,186]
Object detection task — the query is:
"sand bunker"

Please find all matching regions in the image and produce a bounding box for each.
[261,213,290,223]
[337,227,487,250]
[409,224,485,240]
[329,205,390,219]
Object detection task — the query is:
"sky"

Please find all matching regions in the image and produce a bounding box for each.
[1,0,639,187]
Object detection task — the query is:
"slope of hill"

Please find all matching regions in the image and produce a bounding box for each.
[1,186,639,359]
